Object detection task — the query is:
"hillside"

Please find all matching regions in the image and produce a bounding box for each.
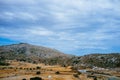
[70,53,120,68]
[0,43,120,68]
[0,43,69,64]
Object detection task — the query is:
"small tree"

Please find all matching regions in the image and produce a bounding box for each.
[36,71,41,75]
[33,68,35,70]
[73,74,79,78]
[36,66,41,69]
[55,71,60,74]
[19,67,22,70]
[77,71,81,75]
[22,78,26,80]
[30,77,42,80]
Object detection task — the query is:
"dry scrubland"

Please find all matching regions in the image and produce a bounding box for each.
[0,60,92,80]
[0,60,120,80]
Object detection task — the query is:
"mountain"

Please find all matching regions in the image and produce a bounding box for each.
[0,43,120,68]
[0,43,69,63]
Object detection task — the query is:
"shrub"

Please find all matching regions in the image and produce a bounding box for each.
[22,78,26,80]
[33,68,35,70]
[93,76,97,80]
[50,69,52,71]
[36,66,41,69]
[77,71,81,75]
[73,74,79,78]
[0,61,9,66]
[55,71,60,74]
[19,67,22,69]
[9,67,13,69]
[30,68,32,70]
[30,77,42,80]
[36,71,41,75]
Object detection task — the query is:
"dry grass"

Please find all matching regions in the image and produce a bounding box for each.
[0,60,79,80]
[1,60,120,80]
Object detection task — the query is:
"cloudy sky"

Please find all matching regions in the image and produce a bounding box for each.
[0,0,120,55]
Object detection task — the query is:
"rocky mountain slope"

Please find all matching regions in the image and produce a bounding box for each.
[70,53,120,68]
[0,43,69,63]
[0,43,120,68]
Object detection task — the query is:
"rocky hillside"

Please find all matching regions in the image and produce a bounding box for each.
[0,43,69,63]
[70,53,120,68]
[0,43,120,68]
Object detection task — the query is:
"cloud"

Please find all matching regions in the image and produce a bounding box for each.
[26,27,54,36]
[0,0,120,55]
[0,12,38,21]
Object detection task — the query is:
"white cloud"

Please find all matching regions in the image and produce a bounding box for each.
[0,0,120,54]
[26,27,54,36]
[0,11,38,21]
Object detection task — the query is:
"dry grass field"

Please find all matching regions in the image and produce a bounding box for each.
[0,60,120,80]
[0,60,92,80]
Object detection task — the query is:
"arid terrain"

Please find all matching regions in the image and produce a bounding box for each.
[0,60,84,80]
[0,60,120,80]
[0,44,120,80]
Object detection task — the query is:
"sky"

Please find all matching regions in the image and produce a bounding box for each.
[0,0,120,55]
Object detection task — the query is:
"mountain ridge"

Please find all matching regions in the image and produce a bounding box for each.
[0,43,71,64]
[0,43,120,68]
[0,43,68,58]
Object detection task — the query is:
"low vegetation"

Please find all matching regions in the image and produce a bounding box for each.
[36,71,41,75]
[30,77,42,80]
[0,43,120,80]
[0,43,120,68]
[73,74,79,78]
[36,66,41,69]
[55,71,60,74]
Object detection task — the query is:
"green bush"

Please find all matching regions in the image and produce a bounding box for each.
[30,77,42,80]
[77,71,81,75]
[36,71,41,75]
[0,61,9,66]
[30,68,32,70]
[55,71,60,74]
[73,74,79,78]
[36,66,41,69]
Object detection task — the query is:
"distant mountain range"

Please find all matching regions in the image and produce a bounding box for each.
[0,43,120,68]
